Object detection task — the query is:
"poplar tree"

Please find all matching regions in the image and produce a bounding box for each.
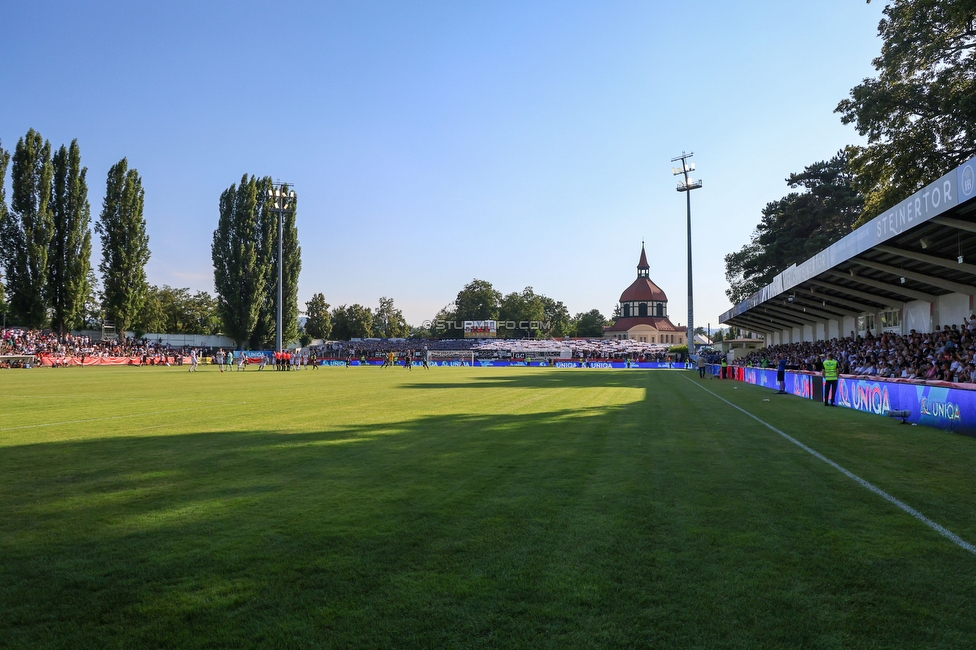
[0,130,54,327]
[96,158,150,335]
[212,175,270,347]
[49,140,92,332]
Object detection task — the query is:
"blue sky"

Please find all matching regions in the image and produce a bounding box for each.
[1,1,885,329]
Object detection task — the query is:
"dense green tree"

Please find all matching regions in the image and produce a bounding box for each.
[540,296,572,338]
[574,309,607,337]
[136,285,220,336]
[1,130,53,327]
[79,269,101,329]
[96,158,150,335]
[498,287,546,338]
[374,296,409,338]
[212,175,270,347]
[49,140,92,332]
[136,285,167,335]
[836,0,976,223]
[454,279,501,322]
[427,302,458,338]
[724,152,862,304]
[304,293,332,340]
[330,304,373,340]
[252,182,301,348]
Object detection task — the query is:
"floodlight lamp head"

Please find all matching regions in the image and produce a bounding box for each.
[920,236,931,249]
[689,162,696,171]
[289,191,296,199]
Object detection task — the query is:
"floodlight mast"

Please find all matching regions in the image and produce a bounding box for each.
[266,182,296,354]
[671,152,702,355]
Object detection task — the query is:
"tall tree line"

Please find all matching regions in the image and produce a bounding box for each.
[725,0,976,304]
[0,128,151,332]
[212,175,301,348]
[724,153,862,305]
[837,0,976,224]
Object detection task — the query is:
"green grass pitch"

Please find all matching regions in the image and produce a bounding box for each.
[3,365,976,648]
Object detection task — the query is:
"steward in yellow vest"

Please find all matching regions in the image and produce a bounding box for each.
[823,353,839,406]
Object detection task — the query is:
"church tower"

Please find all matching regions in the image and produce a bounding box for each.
[603,243,685,344]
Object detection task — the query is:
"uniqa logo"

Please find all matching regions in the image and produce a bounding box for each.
[920,397,961,421]
[792,375,811,398]
[849,382,891,415]
[590,362,612,368]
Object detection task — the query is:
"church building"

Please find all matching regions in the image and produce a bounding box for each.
[603,244,685,345]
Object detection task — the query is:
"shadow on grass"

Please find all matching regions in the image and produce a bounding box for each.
[2,372,976,649]
[401,368,679,391]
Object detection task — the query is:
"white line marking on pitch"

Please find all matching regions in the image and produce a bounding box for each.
[683,375,976,556]
[0,404,246,433]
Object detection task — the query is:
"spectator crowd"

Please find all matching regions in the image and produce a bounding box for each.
[736,316,976,384]
[1,328,202,367]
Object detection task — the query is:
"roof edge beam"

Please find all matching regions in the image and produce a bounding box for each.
[932,216,976,234]
[779,298,848,320]
[854,259,976,296]
[726,311,799,330]
[827,271,936,302]
[794,291,877,316]
[875,245,976,277]
[807,280,903,309]
[763,303,826,323]
[729,315,788,332]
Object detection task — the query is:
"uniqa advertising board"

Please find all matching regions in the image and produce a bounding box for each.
[835,378,976,434]
[739,367,813,399]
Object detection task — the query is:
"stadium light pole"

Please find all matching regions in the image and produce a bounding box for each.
[671,152,702,355]
[267,183,297,354]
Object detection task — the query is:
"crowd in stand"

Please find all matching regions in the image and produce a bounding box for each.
[736,316,976,384]
[1,328,204,367]
[5,328,682,369]
[313,339,478,359]
[313,338,676,362]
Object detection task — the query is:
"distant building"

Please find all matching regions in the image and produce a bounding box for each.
[604,244,686,345]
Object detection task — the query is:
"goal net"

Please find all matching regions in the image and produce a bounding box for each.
[426,350,475,366]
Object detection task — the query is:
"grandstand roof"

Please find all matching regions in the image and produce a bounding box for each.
[720,156,976,333]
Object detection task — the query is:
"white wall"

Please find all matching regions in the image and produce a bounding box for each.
[814,322,826,341]
[935,293,971,329]
[903,300,931,333]
[827,319,840,340]
[803,324,814,342]
[842,316,856,338]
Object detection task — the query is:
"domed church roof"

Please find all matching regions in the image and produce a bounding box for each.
[618,243,668,303]
[619,277,668,303]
